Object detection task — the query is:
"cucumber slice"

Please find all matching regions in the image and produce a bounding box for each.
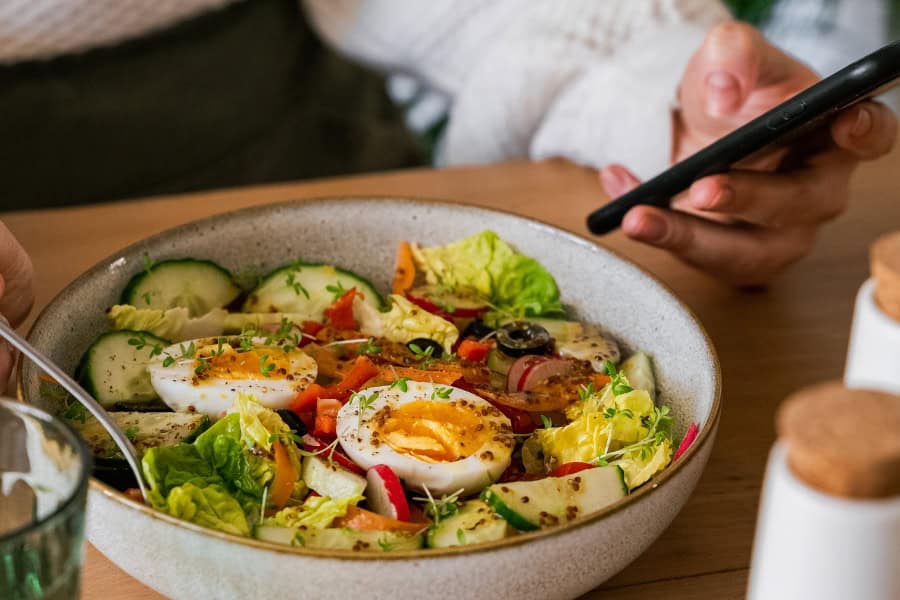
[77,330,169,408]
[255,525,423,551]
[70,411,209,459]
[121,259,240,317]
[620,352,656,401]
[481,465,627,531]
[242,262,384,319]
[426,500,508,548]
[302,456,367,499]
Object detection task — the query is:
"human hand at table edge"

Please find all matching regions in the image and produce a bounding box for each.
[0,220,35,393]
[600,21,898,287]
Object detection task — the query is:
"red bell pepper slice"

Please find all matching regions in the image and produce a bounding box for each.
[323,288,360,330]
[457,338,491,362]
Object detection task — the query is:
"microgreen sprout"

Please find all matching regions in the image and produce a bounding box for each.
[57,393,86,424]
[267,431,304,446]
[540,414,553,429]
[142,255,155,274]
[259,354,275,377]
[377,535,395,551]
[285,270,310,299]
[325,281,348,302]
[124,427,139,442]
[456,529,466,545]
[604,360,633,396]
[389,377,410,393]
[194,356,212,375]
[430,386,452,401]
[141,291,153,306]
[351,390,380,432]
[413,485,464,528]
[355,338,382,356]
[297,438,341,468]
[578,382,595,402]
[595,406,672,465]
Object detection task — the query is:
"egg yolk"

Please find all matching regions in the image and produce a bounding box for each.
[376,400,492,463]
[197,347,293,381]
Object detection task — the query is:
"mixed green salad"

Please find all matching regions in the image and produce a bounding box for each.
[48,231,698,552]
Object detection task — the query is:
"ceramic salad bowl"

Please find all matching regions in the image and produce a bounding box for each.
[21,197,721,600]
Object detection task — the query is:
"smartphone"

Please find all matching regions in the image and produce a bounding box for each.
[587,39,900,235]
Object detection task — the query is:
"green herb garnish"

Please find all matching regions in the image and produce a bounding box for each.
[540,414,553,429]
[430,386,452,400]
[286,270,310,299]
[389,377,410,393]
[377,535,395,551]
[355,338,382,356]
[326,281,348,302]
[604,361,633,395]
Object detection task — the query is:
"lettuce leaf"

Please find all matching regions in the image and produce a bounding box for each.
[107,305,227,342]
[539,384,658,466]
[230,393,302,475]
[615,439,672,489]
[263,495,363,530]
[165,482,250,536]
[142,444,223,510]
[412,231,563,317]
[354,294,458,354]
[194,413,272,499]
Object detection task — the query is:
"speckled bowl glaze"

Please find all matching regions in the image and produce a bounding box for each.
[21,197,721,600]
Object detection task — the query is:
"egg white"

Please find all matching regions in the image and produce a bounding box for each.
[148,337,317,419]
[336,382,514,496]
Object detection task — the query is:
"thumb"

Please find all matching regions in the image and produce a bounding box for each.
[696,21,765,118]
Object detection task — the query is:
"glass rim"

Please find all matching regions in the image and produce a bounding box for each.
[0,397,92,543]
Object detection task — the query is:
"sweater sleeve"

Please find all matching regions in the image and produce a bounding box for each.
[303,0,730,178]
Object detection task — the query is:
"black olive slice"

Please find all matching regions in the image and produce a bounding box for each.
[496,321,552,357]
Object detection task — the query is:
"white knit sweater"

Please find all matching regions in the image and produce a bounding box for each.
[0,0,729,178]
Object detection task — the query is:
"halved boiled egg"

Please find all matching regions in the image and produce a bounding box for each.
[148,337,317,419]
[336,382,514,496]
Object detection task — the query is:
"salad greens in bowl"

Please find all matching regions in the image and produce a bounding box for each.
[21,198,720,600]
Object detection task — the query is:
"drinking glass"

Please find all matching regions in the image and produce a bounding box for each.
[0,398,91,599]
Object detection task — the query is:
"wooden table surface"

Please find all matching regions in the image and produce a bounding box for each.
[4,146,898,599]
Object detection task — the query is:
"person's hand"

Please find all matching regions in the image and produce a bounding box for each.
[600,21,898,286]
[0,221,34,392]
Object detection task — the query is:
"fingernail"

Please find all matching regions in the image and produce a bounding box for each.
[626,212,667,243]
[852,107,872,137]
[691,183,731,210]
[706,71,741,116]
[600,168,624,197]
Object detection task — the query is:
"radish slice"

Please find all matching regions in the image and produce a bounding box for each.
[517,358,574,392]
[406,285,490,319]
[301,434,366,476]
[366,464,410,521]
[673,423,699,461]
[506,355,546,392]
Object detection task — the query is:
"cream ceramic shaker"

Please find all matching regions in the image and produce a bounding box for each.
[747,383,900,600]
[845,231,900,394]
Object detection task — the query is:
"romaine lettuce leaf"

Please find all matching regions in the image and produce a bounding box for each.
[264,495,363,530]
[354,294,458,354]
[231,393,302,475]
[165,482,250,536]
[142,444,223,510]
[194,413,271,499]
[107,305,227,341]
[411,231,563,317]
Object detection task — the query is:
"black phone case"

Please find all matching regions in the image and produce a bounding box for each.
[587,39,900,235]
